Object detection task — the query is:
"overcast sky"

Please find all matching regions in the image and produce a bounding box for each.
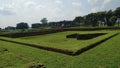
[0,0,120,28]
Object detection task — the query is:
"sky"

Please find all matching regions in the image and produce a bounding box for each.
[0,0,120,28]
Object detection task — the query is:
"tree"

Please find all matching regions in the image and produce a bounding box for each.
[5,26,16,30]
[16,22,29,29]
[106,10,113,26]
[59,20,76,27]
[114,7,120,18]
[84,13,99,26]
[40,18,48,25]
[96,11,106,21]
[109,16,117,26]
[0,28,2,31]
[73,16,84,25]
[32,23,41,28]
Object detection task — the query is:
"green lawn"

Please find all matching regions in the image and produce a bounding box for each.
[0,47,29,68]
[0,47,44,68]
[16,30,119,52]
[0,30,120,68]
[0,30,119,53]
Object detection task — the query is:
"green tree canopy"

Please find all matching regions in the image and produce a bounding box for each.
[73,16,84,23]
[40,18,48,24]
[16,22,29,29]
[109,16,117,26]
[114,7,120,18]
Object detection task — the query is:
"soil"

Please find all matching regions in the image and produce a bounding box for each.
[66,33,107,40]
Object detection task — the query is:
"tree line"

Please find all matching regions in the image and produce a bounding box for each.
[73,7,120,27]
[2,7,120,30]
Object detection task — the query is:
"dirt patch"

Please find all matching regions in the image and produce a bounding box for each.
[0,48,8,54]
[66,33,107,40]
[66,33,78,38]
[18,54,45,68]
[25,62,45,68]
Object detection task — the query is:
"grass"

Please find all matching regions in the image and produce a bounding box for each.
[0,30,119,54]
[0,31,120,68]
[11,30,119,52]
[0,47,29,68]
[0,47,44,68]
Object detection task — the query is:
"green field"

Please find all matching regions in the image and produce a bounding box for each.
[0,47,44,68]
[19,31,118,51]
[0,30,118,52]
[0,30,120,68]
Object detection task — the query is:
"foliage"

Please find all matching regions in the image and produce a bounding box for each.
[114,7,120,18]
[84,13,99,26]
[40,18,48,24]
[5,26,16,30]
[75,7,120,27]
[49,20,79,28]
[32,23,42,28]
[73,16,84,24]
[109,16,117,26]
[16,22,29,29]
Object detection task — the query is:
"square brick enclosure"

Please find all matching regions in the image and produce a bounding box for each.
[66,33,107,40]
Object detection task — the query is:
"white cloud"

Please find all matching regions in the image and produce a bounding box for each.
[55,0,62,4]
[35,5,47,9]
[24,1,47,10]
[103,0,111,5]
[88,0,111,6]
[88,0,112,12]
[102,0,111,9]
[90,8,98,13]
[88,0,98,3]
[0,0,119,28]
[72,2,82,7]
[0,9,15,15]
[24,1,36,8]
[0,3,15,15]
[0,3,14,9]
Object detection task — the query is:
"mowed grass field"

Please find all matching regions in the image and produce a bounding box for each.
[0,48,29,68]
[0,46,42,68]
[0,47,44,68]
[16,30,119,52]
[0,30,120,68]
